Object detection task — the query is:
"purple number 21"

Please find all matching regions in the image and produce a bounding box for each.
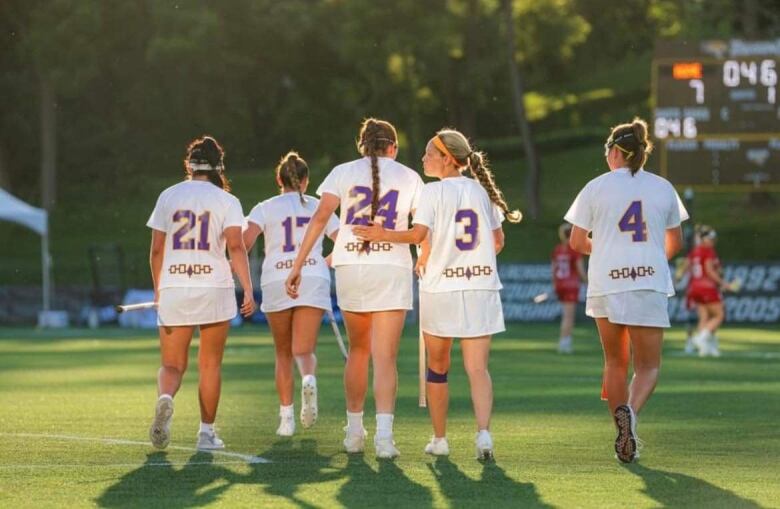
[618,200,647,242]
[172,210,210,250]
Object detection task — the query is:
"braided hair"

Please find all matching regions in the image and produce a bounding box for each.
[606,117,654,176]
[356,118,398,251]
[435,129,522,223]
[276,151,308,205]
[184,135,230,191]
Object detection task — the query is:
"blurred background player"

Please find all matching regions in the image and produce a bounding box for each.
[686,225,726,357]
[565,118,688,463]
[551,223,587,354]
[146,136,255,451]
[286,118,424,458]
[355,128,521,460]
[243,152,339,436]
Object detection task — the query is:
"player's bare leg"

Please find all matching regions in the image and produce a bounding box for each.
[558,302,576,353]
[267,310,295,406]
[461,336,493,430]
[342,311,372,413]
[626,325,663,414]
[370,310,405,458]
[595,318,630,414]
[291,306,323,377]
[291,306,324,429]
[424,333,453,438]
[702,302,724,333]
[157,325,195,397]
[197,321,230,424]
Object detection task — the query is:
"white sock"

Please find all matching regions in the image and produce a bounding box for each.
[376,413,394,439]
[280,404,294,418]
[346,411,364,433]
[302,374,316,386]
[199,422,214,434]
[158,394,173,401]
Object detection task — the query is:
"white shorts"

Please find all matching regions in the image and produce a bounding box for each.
[586,290,670,328]
[157,287,237,327]
[261,277,332,313]
[335,265,413,312]
[420,290,505,338]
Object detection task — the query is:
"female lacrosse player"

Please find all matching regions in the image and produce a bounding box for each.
[565,118,688,463]
[551,223,587,354]
[686,225,725,357]
[147,135,255,451]
[243,151,339,436]
[354,128,521,460]
[285,118,424,458]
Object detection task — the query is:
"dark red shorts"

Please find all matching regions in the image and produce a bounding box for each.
[555,287,579,303]
[686,287,722,307]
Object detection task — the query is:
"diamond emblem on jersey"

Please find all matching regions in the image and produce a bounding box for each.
[168,263,213,277]
[465,267,473,280]
[443,265,493,279]
[608,265,655,280]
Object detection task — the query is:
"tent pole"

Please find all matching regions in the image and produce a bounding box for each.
[41,222,50,312]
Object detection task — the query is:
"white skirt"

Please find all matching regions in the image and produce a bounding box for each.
[420,290,505,338]
[586,290,670,328]
[261,277,332,313]
[335,265,413,312]
[157,287,237,327]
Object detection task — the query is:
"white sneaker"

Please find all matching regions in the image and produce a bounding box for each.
[300,375,318,429]
[557,337,573,354]
[196,430,225,450]
[149,396,174,449]
[706,335,721,357]
[277,414,295,437]
[475,430,494,460]
[693,330,711,356]
[374,434,400,459]
[424,436,450,456]
[343,426,367,453]
[684,336,697,354]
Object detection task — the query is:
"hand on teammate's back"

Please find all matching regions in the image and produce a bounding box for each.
[352,222,384,242]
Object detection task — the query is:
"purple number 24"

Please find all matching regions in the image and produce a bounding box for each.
[618,200,647,242]
[172,210,210,250]
[345,186,399,228]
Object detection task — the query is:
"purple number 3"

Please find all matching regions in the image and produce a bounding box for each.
[455,209,479,250]
[618,201,647,242]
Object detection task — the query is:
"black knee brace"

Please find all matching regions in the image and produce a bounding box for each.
[426,368,448,383]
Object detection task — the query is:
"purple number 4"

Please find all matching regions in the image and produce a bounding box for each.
[618,201,647,242]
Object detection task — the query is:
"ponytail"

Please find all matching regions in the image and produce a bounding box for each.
[276,151,309,205]
[184,135,230,191]
[607,117,654,176]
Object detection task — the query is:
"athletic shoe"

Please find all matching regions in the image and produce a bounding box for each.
[475,430,494,461]
[343,426,367,453]
[684,336,697,355]
[614,405,637,463]
[706,335,721,357]
[424,436,450,456]
[693,330,711,357]
[557,337,573,354]
[374,435,400,459]
[196,430,225,450]
[149,396,174,449]
[276,414,295,437]
[300,375,318,429]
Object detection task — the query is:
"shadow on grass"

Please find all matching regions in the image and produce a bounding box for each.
[96,451,234,508]
[429,457,552,509]
[337,454,433,508]
[625,463,763,508]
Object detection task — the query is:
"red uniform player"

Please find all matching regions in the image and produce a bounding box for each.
[551,224,587,353]
[686,226,725,357]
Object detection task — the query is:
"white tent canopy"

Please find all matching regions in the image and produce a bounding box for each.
[0,188,51,311]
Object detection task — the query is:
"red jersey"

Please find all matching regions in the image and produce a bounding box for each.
[688,245,720,292]
[551,243,582,291]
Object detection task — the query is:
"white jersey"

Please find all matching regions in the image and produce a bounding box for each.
[317,156,424,268]
[147,180,245,289]
[564,167,689,297]
[246,192,339,286]
[413,177,504,293]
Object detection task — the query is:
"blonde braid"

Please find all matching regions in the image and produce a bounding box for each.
[467,152,522,223]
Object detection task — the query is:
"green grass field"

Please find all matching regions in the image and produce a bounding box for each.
[1,323,779,508]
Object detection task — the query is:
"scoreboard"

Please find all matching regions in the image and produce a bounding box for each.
[652,39,780,190]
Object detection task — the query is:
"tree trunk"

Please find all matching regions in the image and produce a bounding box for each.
[502,0,540,219]
[0,143,10,190]
[40,78,57,211]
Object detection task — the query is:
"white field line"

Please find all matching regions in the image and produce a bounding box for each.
[0,432,270,465]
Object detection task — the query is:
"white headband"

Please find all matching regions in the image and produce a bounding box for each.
[189,161,223,172]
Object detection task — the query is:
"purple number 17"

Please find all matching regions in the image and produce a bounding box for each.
[282,216,311,252]
[618,201,647,242]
